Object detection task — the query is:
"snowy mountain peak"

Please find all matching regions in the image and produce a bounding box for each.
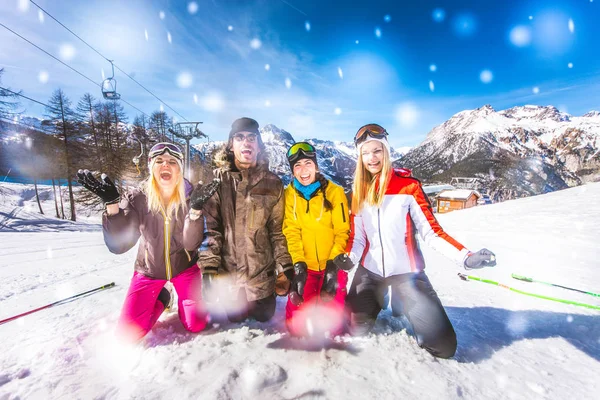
[260,124,295,146]
[583,110,600,118]
[500,105,571,122]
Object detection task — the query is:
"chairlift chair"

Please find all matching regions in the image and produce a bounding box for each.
[101,61,121,100]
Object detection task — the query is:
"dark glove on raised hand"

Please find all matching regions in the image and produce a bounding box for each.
[464,248,497,269]
[289,262,308,306]
[190,179,221,211]
[320,260,339,302]
[332,253,355,271]
[201,267,219,303]
[76,169,120,204]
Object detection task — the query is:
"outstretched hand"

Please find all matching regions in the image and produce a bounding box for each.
[464,248,497,269]
[190,178,221,211]
[76,169,120,204]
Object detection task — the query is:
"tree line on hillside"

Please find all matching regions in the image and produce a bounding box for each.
[0,68,209,222]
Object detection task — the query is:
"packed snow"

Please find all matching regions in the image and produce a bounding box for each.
[0,182,599,399]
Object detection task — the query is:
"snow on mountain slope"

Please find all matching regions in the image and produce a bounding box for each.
[0,182,598,399]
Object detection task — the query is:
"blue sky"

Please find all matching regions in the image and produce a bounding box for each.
[1,0,599,149]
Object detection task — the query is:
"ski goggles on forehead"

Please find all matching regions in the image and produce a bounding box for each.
[148,142,184,161]
[287,142,316,161]
[354,124,388,147]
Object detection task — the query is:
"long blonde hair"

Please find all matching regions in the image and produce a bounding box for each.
[144,163,187,221]
[351,144,392,213]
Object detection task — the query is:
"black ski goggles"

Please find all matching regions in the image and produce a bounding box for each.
[354,124,388,147]
[148,142,184,161]
[287,142,316,164]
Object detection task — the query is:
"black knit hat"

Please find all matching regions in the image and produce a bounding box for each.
[229,117,260,138]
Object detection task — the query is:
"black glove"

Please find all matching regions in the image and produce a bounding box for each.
[190,178,221,211]
[77,169,120,204]
[320,260,339,302]
[202,267,219,303]
[289,262,308,306]
[332,253,354,271]
[464,248,497,269]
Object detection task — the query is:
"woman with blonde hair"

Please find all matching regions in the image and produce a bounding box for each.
[342,124,497,358]
[77,142,219,342]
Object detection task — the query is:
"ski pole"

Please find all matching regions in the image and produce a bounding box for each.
[458,273,600,311]
[511,274,600,298]
[0,282,116,325]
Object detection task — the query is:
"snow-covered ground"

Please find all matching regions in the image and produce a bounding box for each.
[0,182,599,400]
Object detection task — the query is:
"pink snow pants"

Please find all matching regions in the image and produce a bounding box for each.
[285,269,348,337]
[117,266,208,342]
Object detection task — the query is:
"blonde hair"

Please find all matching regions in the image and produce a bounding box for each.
[144,161,187,221]
[351,143,392,213]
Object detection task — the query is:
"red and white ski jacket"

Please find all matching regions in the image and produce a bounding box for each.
[347,169,470,277]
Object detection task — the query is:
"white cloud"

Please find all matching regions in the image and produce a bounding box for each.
[200,92,225,112]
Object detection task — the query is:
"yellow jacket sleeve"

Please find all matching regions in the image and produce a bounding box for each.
[282,186,305,264]
[328,184,350,260]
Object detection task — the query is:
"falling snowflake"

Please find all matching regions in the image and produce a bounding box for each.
[188,2,199,15]
[355,40,359,44]
[59,43,76,61]
[480,69,493,84]
[532,86,540,94]
[305,21,311,32]
[159,11,165,20]
[167,32,172,44]
[429,80,435,92]
[509,25,532,47]
[529,15,534,20]
[193,94,198,104]
[250,38,262,49]
[334,107,342,115]
[17,0,29,12]
[396,102,419,128]
[265,64,270,71]
[228,25,233,31]
[337,67,343,79]
[384,14,392,23]
[568,62,573,68]
[285,78,292,89]
[144,29,149,41]
[374,27,382,38]
[101,68,105,79]
[453,13,477,37]
[566,315,573,323]
[568,18,575,33]
[429,64,437,72]
[160,104,164,112]
[432,8,445,23]
[265,100,271,107]
[38,10,44,23]
[38,71,49,84]
[176,72,193,88]
[200,92,225,112]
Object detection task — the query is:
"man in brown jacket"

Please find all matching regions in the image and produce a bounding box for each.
[198,117,293,322]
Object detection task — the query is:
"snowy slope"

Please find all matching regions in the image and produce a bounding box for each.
[0,183,599,399]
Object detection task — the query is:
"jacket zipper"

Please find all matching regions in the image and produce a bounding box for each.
[162,209,172,280]
[314,237,321,271]
[341,203,346,223]
[377,208,385,277]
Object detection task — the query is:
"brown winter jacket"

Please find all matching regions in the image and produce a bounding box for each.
[197,148,293,302]
[102,188,204,280]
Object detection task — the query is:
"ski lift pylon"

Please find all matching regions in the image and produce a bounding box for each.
[102,60,121,100]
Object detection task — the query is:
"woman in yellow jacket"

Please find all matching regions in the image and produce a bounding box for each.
[282,142,350,337]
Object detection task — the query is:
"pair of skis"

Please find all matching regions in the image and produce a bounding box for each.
[459,273,600,311]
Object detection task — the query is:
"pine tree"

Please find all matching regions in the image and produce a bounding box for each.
[149,111,171,142]
[44,89,78,221]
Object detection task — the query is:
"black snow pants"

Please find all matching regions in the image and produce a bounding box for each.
[226,289,276,323]
[346,267,457,358]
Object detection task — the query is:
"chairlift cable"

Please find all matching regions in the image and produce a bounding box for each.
[28,0,189,122]
[0,23,149,118]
